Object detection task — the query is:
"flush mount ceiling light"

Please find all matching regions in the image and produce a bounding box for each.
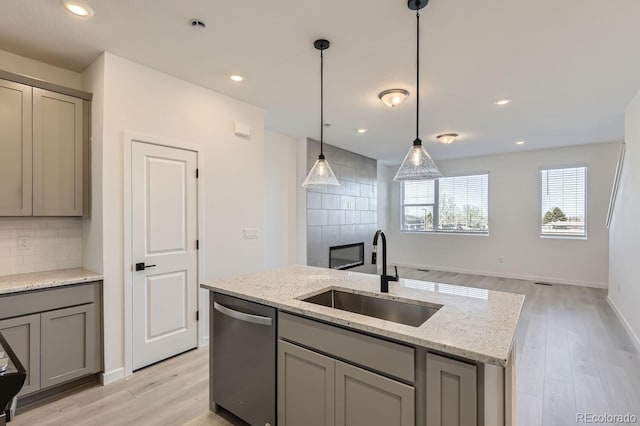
[302,39,340,188]
[62,1,94,17]
[378,89,409,108]
[494,98,512,106]
[394,0,443,182]
[357,128,368,134]
[437,133,458,144]
[230,75,245,82]
[516,140,525,145]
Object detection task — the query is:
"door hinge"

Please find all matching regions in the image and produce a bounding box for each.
[196,239,199,250]
[196,168,199,178]
[196,310,200,321]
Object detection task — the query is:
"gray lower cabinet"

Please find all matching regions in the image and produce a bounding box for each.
[335,360,415,426]
[0,314,40,396]
[278,339,415,426]
[426,353,477,426]
[40,304,95,388]
[0,282,102,398]
[278,340,335,426]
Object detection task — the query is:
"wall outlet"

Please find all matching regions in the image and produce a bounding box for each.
[243,228,259,240]
[498,257,503,264]
[18,236,31,250]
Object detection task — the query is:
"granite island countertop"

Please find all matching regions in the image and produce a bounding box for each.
[201,265,524,367]
[0,268,104,295]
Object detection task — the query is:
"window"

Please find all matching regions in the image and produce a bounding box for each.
[401,174,489,233]
[540,167,586,237]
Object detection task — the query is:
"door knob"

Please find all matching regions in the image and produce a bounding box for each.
[135,262,157,271]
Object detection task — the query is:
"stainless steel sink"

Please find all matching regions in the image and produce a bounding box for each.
[301,289,441,327]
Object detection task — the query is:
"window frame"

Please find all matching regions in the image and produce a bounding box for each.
[400,172,490,235]
[539,165,588,240]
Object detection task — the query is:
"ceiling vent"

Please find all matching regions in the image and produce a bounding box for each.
[189,19,206,31]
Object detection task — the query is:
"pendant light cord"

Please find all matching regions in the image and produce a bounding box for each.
[320,49,325,159]
[415,8,420,144]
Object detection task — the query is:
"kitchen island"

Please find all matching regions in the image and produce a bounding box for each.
[201,265,524,426]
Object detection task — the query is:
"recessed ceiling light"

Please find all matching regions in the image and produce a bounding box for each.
[230,75,245,82]
[378,89,409,108]
[62,1,94,17]
[494,98,512,106]
[516,140,525,145]
[356,128,368,134]
[437,133,459,144]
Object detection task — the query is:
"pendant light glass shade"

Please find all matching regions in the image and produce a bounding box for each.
[302,157,339,187]
[394,140,442,181]
[394,0,442,182]
[303,39,340,188]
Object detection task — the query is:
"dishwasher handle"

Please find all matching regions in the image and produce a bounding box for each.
[213,301,273,326]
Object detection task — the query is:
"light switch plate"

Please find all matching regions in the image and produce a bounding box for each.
[243,228,259,240]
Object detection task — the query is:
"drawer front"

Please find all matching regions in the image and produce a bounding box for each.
[279,312,414,383]
[0,282,99,320]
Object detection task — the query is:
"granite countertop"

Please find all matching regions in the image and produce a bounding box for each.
[201,265,524,367]
[0,268,104,295]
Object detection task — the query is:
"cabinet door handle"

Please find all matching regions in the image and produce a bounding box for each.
[213,302,273,326]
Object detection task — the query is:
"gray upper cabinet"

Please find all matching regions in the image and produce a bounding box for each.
[335,360,415,426]
[278,340,335,426]
[32,88,83,216]
[0,79,32,216]
[426,353,477,426]
[0,80,85,217]
[40,303,95,388]
[0,314,41,396]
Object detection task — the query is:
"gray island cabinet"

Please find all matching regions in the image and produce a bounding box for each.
[203,265,522,426]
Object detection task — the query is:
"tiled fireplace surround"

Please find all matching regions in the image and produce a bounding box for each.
[306,139,377,271]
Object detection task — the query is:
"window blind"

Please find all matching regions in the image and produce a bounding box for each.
[401,174,489,233]
[540,167,586,237]
[437,174,489,232]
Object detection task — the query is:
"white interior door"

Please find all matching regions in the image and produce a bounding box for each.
[131,141,198,370]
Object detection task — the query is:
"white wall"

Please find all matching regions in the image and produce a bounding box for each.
[264,130,298,269]
[296,137,308,264]
[377,164,391,233]
[81,54,104,274]
[608,89,640,350]
[0,48,83,90]
[386,142,619,287]
[92,52,265,377]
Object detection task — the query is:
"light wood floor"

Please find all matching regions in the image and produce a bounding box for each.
[12,268,640,426]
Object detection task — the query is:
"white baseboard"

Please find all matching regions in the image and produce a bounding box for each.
[390,261,609,289]
[100,367,125,386]
[607,296,640,353]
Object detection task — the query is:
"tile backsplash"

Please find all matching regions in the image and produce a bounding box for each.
[0,217,82,277]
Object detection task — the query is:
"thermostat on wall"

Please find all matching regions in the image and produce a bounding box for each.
[234,121,251,138]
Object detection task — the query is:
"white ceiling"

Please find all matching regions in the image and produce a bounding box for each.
[2,0,639,163]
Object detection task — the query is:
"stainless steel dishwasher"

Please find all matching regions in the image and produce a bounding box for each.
[211,292,276,426]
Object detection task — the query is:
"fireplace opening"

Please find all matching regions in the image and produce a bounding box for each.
[329,243,365,270]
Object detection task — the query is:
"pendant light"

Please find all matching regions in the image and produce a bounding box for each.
[394,0,443,182]
[302,39,340,187]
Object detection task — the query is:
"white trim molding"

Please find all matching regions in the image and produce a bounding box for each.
[607,296,640,353]
[390,260,609,289]
[100,367,125,386]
